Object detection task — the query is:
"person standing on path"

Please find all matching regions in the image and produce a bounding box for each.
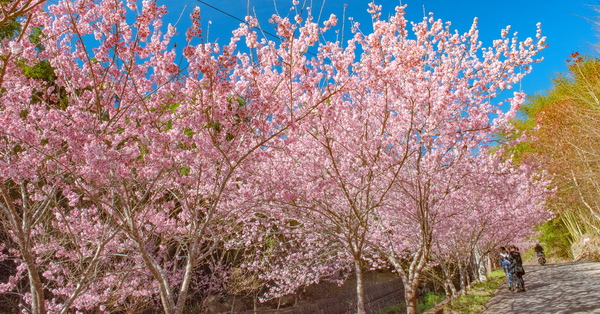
[499,247,513,290]
[534,243,544,255]
[508,245,526,292]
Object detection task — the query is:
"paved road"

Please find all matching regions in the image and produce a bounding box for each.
[482,261,600,314]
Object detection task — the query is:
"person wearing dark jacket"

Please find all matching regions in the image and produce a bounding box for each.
[508,245,525,292]
[534,243,544,254]
[534,243,547,265]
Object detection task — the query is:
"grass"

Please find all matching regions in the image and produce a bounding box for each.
[443,270,505,314]
[375,270,505,314]
[375,291,445,314]
[418,292,445,313]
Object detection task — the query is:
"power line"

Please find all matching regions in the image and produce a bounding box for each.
[194,0,319,58]
[194,0,280,41]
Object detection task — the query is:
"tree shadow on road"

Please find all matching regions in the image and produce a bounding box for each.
[483,261,600,314]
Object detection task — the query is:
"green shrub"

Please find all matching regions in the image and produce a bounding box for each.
[417,292,445,313]
[445,270,504,314]
[375,291,445,314]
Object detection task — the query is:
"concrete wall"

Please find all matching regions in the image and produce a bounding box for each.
[242,277,404,314]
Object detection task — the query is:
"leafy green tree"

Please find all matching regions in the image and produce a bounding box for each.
[508,54,600,258]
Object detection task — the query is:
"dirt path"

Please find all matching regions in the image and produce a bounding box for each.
[482,261,600,313]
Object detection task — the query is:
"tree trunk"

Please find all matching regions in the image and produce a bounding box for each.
[142,254,176,314]
[404,280,419,314]
[385,251,426,314]
[465,263,472,288]
[0,185,45,313]
[174,248,196,314]
[474,246,487,282]
[354,259,367,314]
[445,278,457,298]
[439,260,457,297]
[458,263,466,292]
[23,251,45,314]
[127,215,176,314]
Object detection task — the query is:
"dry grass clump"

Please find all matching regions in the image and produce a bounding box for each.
[572,234,600,262]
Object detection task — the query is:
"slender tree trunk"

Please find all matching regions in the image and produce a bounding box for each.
[174,245,197,314]
[230,295,237,313]
[474,246,487,282]
[23,249,45,314]
[139,248,176,314]
[439,260,457,297]
[445,278,457,298]
[465,263,472,288]
[385,250,426,314]
[458,263,466,292]
[126,215,176,314]
[354,259,366,314]
[0,185,45,313]
[404,279,419,314]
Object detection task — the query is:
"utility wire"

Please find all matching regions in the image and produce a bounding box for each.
[194,0,319,57]
[194,0,280,41]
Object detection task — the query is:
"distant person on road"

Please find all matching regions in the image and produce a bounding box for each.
[508,245,526,292]
[499,247,513,290]
[534,243,544,254]
[534,243,547,265]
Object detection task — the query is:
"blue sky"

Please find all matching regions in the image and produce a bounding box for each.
[157,0,598,98]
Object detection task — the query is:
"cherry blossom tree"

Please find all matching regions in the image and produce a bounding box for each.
[0,1,551,313]
[361,5,547,313]
[0,0,347,312]
[0,1,78,312]
[229,211,349,304]
[428,153,551,295]
[0,0,173,311]
[263,4,547,313]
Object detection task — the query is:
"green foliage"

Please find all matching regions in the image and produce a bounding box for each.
[138,143,149,160]
[0,19,21,40]
[164,102,179,113]
[18,59,71,109]
[20,60,56,82]
[227,95,247,109]
[503,55,600,258]
[204,120,222,133]
[374,292,445,314]
[28,26,43,44]
[417,292,445,313]
[503,92,557,162]
[444,270,504,314]
[537,218,573,259]
[183,128,194,138]
[552,57,600,110]
[162,119,173,131]
[28,26,45,51]
[179,166,190,176]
